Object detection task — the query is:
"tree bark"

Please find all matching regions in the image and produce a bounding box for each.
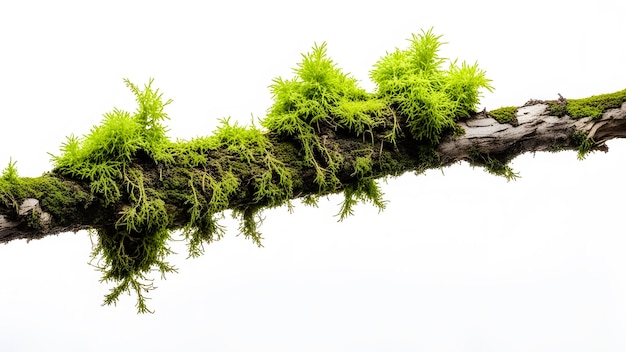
[437,101,626,165]
[2,94,625,244]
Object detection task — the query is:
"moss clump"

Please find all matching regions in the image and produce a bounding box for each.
[0,160,91,230]
[48,79,299,312]
[548,101,568,117]
[50,79,175,313]
[51,79,172,206]
[489,106,518,125]
[262,29,493,220]
[549,89,626,119]
[261,42,390,219]
[262,42,383,191]
[370,28,493,144]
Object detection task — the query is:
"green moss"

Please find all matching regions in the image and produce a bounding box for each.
[548,101,568,117]
[549,89,626,119]
[1,158,19,183]
[352,156,373,178]
[0,160,20,211]
[371,28,493,144]
[252,156,294,207]
[0,163,92,231]
[572,130,595,160]
[489,106,518,125]
[181,171,238,258]
[26,176,92,225]
[262,42,378,192]
[262,29,492,223]
[413,146,441,175]
[50,79,172,206]
[37,29,494,313]
[468,148,519,181]
[46,78,301,312]
[207,117,272,163]
[48,79,179,313]
[337,178,386,221]
[232,206,265,247]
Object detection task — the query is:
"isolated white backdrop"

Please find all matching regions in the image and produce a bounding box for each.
[1,1,626,351]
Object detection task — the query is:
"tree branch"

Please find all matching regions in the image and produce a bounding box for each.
[1,92,625,244]
[437,100,626,165]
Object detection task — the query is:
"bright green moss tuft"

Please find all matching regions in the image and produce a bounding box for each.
[49,79,181,313]
[549,89,626,119]
[568,89,626,119]
[371,28,493,144]
[1,158,19,183]
[47,78,301,312]
[489,106,518,125]
[332,98,387,138]
[0,160,20,212]
[264,42,373,129]
[262,42,384,192]
[50,79,171,206]
[352,156,373,178]
[207,117,271,162]
[264,29,493,190]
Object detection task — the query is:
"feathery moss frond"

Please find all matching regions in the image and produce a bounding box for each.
[1,158,19,182]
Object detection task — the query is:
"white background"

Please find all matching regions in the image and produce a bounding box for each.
[1,1,626,351]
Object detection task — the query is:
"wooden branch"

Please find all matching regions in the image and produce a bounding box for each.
[2,94,626,244]
[437,101,626,165]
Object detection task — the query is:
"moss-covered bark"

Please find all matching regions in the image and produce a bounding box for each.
[3,31,626,313]
[0,127,415,242]
[2,88,626,312]
[2,90,625,244]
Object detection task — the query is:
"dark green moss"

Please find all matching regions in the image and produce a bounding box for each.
[31,176,92,225]
[547,144,564,153]
[0,173,92,230]
[572,130,594,160]
[467,148,518,181]
[413,146,441,175]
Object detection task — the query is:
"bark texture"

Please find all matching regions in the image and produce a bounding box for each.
[2,95,626,244]
[438,101,626,165]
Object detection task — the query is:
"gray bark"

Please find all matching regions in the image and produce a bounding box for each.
[437,102,626,165]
